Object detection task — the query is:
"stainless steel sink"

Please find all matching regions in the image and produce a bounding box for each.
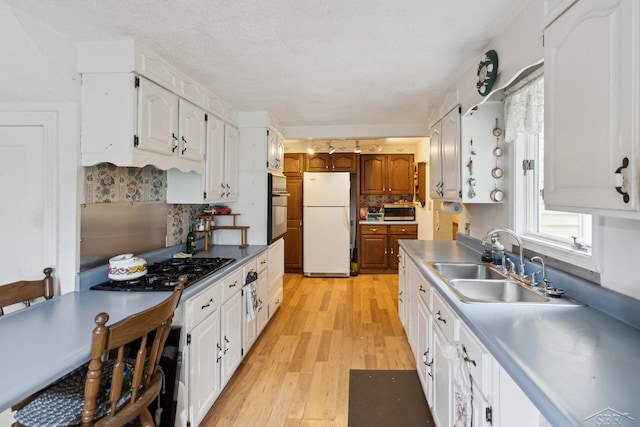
[425,262,584,306]
[430,262,506,280]
[448,279,549,303]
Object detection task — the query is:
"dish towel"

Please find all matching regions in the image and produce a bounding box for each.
[444,343,472,427]
[245,271,258,321]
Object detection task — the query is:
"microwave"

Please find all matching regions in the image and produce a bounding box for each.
[382,203,415,221]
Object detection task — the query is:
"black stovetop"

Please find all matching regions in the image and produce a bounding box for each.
[91,257,235,291]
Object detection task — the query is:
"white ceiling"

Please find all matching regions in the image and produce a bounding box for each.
[5,0,529,131]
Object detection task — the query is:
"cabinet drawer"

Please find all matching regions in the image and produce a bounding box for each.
[185,282,220,331]
[361,225,388,235]
[221,268,243,302]
[257,252,268,274]
[268,286,283,318]
[389,225,417,235]
[243,258,258,281]
[459,324,489,388]
[432,292,458,342]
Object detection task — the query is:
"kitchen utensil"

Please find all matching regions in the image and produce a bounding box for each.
[108,253,147,281]
[492,118,502,137]
[491,167,504,178]
[490,188,505,202]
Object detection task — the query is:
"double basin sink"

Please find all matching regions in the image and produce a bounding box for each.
[426,262,583,306]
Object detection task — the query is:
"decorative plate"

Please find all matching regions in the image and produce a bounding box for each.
[475,50,498,96]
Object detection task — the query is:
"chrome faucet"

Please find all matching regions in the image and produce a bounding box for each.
[530,256,550,291]
[481,228,526,277]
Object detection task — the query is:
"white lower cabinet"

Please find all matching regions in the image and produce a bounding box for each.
[404,256,549,427]
[185,282,221,426]
[182,251,272,426]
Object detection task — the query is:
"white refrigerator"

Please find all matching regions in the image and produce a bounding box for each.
[303,172,351,277]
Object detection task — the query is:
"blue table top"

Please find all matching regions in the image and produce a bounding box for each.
[0,244,267,412]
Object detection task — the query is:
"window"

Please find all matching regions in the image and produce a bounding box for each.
[506,69,594,266]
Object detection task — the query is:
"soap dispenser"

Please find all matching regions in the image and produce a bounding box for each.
[491,237,504,266]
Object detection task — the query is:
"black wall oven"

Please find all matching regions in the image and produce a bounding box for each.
[268,173,289,244]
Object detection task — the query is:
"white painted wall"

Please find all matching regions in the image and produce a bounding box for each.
[0,4,80,294]
[414,137,433,241]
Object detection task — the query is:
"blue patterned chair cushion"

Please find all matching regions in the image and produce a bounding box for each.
[14,358,143,427]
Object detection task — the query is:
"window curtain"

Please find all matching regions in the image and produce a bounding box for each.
[503,67,544,143]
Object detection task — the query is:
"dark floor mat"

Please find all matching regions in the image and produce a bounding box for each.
[348,369,434,427]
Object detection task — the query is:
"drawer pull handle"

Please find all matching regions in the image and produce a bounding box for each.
[230,281,238,288]
[418,285,426,293]
[462,345,477,366]
[436,311,446,323]
[201,298,214,309]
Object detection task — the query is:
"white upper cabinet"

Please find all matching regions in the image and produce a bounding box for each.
[267,129,284,174]
[81,74,204,174]
[137,78,179,156]
[430,106,462,201]
[544,0,640,217]
[178,99,207,163]
[167,117,239,204]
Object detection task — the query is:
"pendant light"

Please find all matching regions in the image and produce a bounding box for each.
[354,140,362,153]
[328,140,336,154]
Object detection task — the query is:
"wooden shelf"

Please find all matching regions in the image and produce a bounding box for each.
[195,213,249,250]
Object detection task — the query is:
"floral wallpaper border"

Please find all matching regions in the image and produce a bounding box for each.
[84,163,206,246]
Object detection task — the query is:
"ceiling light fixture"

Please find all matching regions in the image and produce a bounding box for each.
[328,141,336,154]
[354,140,362,153]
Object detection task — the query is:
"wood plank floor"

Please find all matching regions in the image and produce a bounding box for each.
[201,273,416,427]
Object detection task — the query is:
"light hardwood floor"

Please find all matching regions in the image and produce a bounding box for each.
[201,273,416,427]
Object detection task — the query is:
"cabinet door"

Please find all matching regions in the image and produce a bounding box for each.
[417,299,433,405]
[224,123,239,201]
[284,153,305,176]
[432,325,452,427]
[204,115,225,203]
[242,286,258,353]
[441,108,461,201]
[429,125,443,199]
[360,155,386,194]
[306,153,331,171]
[178,99,206,162]
[138,78,179,156]
[220,291,243,387]
[387,155,414,194]
[360,234,389,270]
[267,129,284,173]
[284,177,303,272]
[544,0,638,213]
[188,311,221,426]
[256,271,269,333]
[331,153,357,172]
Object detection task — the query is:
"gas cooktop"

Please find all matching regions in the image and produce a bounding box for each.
[91,257,235,291]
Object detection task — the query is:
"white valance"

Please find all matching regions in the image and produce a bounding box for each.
[503,68,544,143]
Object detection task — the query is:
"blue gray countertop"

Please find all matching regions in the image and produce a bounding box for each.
[359,220,418,225]
[399,237,640,427]
[0,244,267,412]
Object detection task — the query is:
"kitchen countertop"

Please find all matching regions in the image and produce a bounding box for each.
[399,238,640,426]
[358,220,418,225]
[0,244,267,412]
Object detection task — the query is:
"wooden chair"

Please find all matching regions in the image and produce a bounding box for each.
[14,277,186,427]
[0,267,54,316]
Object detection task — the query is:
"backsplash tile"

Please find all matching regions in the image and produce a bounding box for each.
[85,163,166,203]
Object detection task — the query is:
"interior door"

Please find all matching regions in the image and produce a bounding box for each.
[0,126,47,283]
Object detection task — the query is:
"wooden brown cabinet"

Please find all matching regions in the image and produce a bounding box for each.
[359,223,417,273]
[284,176,303,272]
[283,153,304,177]
[306,153,357,172]
[360,154,414,195]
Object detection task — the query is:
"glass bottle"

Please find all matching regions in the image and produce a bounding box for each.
[186,227,196,255]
